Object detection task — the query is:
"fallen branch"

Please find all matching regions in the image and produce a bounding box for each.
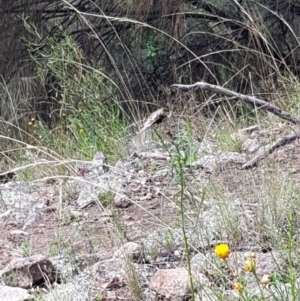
[172,81,300,167]
[242,132,300,169]
[171,82,300,124]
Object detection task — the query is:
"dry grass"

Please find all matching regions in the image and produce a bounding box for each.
[2,1,300,300]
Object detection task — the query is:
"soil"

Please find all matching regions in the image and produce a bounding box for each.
[1,136,300,299]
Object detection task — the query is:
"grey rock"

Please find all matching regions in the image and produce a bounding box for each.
[190,152,246,172]
[43,274,90,301]
[242,138,260,153]
[227,251,284,278]
[0,285,31,301]
[113,194,130,208]
[191,253,216,277]
[0,182,51,225]
[197,141,216,155]
[114,242,143,262]
[188,209,223,249]
[75,152,109,178]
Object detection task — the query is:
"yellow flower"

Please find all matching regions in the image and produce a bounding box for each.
[232,282,243,292]
[79,128,84,134]
[28,121,33,126]
[62,112,66,117]
[261,274,272,286]
[215,243,230,260]
[244,259,256,273]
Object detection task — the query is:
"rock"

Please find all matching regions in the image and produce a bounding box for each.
[149,267,189,300]
[197,141,215,155]
[114,242,143,262]
[242,138,260,153]
[113,194,130,208]
[227,251,284,278]
[0,255,59,289]
[43,274,90,301]
[0,285,31,301]
[188,209,222,249]
[75,152,109,177]
[190,152,246,173]
[191,253,216,277]
[0,182,55,227]
[225,251,285,297]
[191,269,211,287]
[75,185,99,208]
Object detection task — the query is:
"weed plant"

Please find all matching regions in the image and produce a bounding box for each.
[22,22,129,163]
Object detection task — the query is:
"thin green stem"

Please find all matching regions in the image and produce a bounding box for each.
[176,153,195,301]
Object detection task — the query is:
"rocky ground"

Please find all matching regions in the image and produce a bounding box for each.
[1,123,300,301]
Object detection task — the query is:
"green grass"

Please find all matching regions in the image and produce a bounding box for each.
[216,126,244,153]
[21,22,129,163]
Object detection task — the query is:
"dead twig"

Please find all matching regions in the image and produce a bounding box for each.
[172,81,300,167]
[242,132,300,169]
[171,82,300,124]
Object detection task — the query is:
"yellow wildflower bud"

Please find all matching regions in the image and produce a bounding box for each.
[249,252,256,259]
[28,121,33,126]
[261,274,272,286]
[244,259,256,273]
[215,243,230,260]
[62,113,66,117]
[232,282,243,292]
[79,128,84,134]
[31,118,35,122]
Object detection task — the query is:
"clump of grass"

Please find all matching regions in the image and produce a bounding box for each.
[216,125,244,153]
[22,236,33,256]
[22,21,129,163]
[123,256,143,301]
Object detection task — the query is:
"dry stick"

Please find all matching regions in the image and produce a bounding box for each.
[171,82,300,168]
[241,132,300,169]
[171,82,300,124]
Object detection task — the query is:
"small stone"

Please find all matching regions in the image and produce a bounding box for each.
[149,267,189,300]
[114,242,143,262]
[113,195,130,208]
[242,138,260,153]
[0,285,30,301]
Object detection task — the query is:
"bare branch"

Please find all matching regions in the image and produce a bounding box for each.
[242,132,300,169]
[171,82,300,125]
